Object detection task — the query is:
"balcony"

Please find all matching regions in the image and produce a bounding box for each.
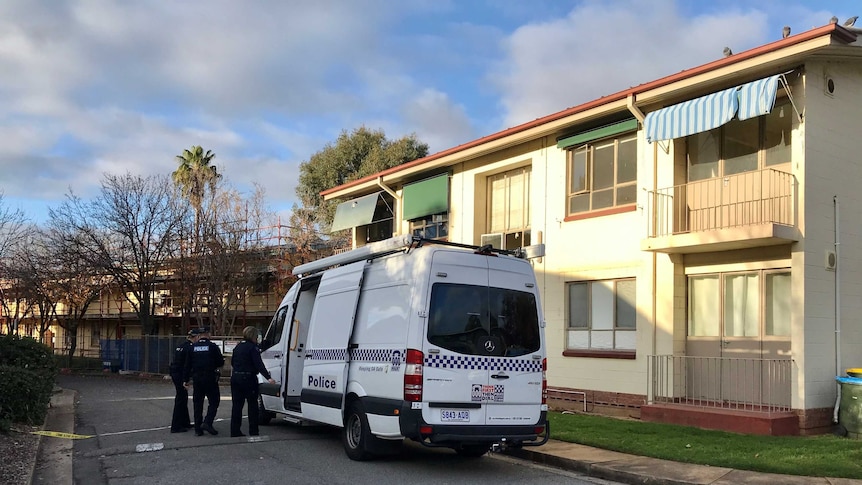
[643,355,797,435]
[642,168,797,253]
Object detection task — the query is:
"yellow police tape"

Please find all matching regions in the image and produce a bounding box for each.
[31,430,93,439]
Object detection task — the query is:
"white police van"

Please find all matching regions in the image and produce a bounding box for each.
[257,235,548,460]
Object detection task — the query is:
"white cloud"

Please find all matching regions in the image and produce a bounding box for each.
[0,0,851,225]
[401,89,475,153]
[495,0,768,127]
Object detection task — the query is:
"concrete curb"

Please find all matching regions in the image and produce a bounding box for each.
[31,388,76,485]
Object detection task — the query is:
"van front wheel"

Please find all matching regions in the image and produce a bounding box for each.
[343,402,373,461]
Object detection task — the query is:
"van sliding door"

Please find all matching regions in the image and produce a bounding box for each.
[300,261,366,426]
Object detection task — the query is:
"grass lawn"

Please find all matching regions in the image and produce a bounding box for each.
[549,411,862,479]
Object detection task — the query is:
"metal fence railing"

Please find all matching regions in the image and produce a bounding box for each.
[648,355,793,414]
[79,336,242,374]
[646,168,795,238]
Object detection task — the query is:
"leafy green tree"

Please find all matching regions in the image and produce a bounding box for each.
[295,126,429,232]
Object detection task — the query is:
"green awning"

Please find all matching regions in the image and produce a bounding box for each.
[402,174,449,221]
[330,192,383,232]
[556,118,638,149]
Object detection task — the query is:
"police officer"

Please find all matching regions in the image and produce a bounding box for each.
[169,328,198,433]
[183,327,224,436]
[230,326,276,437]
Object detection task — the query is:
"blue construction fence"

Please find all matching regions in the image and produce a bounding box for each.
[100,336,240,374]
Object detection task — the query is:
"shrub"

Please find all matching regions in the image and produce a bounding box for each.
[0,335,58,429]
[0,334,58,374]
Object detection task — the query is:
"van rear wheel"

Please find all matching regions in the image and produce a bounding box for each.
[456,443,491,458]
[343,402,373,461]
[258,395,274,425]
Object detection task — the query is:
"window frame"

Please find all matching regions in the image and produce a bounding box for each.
[687,99,792,182]
[563,278,637,358]
[410,212,449,240]
[486,166,531,250]
[687,269,791,339]
[565,132,637,216]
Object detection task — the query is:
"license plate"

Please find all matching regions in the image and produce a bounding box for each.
[440,410,470,422]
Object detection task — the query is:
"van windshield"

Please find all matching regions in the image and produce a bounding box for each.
[427,283,540,357]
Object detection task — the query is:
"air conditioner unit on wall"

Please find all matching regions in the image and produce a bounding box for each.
[480,233,503,249]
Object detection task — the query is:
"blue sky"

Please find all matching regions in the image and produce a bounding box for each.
[0,0,857,224]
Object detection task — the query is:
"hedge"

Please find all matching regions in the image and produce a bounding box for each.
[0,335,57,431]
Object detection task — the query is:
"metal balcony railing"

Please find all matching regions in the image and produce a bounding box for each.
[648,355,793,414]
[646,168,795,238]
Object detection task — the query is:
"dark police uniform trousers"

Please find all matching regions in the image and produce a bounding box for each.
[185,338,224,433]
[230,339,272,436]
[170,339,193,431]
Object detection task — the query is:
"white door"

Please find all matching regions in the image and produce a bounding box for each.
[301,261,365,426]
[423,252,543,427]
[259,293,294,413]
[483,256,544,426]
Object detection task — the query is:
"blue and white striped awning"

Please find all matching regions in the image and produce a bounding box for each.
[644,86,739,143]
[644,74,784,143]
[737,75,781,121]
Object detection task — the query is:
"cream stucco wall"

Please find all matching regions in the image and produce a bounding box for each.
[799,59,862,410]
[357,44,862,415]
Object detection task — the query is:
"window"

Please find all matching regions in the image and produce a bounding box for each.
[410,213,448,240]
[91,327,101,347]
[566,278,636,351]
[261,306,287,350]
[427,283,540,357]
[253,272,273,294]
[566,133,636,215]
[486,166,531,250]
[687,99,791,182]
[688,270,790,338]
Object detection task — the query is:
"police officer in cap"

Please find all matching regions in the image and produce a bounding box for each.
[230,326,276,437]
[169,328,198,432]
[183,327,224,436]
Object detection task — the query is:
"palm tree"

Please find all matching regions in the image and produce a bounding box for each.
[172,146,221,329]
[172,146,220,212]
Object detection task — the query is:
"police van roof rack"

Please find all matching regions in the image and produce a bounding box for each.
[292,235,542,277]
[410,237,521,257]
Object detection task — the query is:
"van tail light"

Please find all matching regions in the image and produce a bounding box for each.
[404,349,424,402]
[541,358,547,405]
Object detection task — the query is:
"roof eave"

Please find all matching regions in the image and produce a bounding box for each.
[322,24,856,201]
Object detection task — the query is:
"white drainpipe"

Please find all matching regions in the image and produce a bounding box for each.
[833,195,841,423]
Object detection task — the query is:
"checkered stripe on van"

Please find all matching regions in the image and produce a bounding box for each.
[425,354,541,373]
[350,348,405,362]
[306,348,348,361]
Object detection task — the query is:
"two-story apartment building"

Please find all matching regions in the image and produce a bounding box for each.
[319,23,862,435]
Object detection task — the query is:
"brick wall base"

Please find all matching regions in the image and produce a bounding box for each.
[548,387,838,437]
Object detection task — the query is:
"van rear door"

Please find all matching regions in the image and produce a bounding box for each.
[423,251,543,427]
[301,261,365,426]
[423,250,491,427]
[484,256,544,426]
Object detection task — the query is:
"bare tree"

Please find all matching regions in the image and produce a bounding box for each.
[0,229,38,335]
[197,184,275,336]
[8,230,55,342]
[0,191,28,334]
[38,221,112,363]
[49,173,184,335]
